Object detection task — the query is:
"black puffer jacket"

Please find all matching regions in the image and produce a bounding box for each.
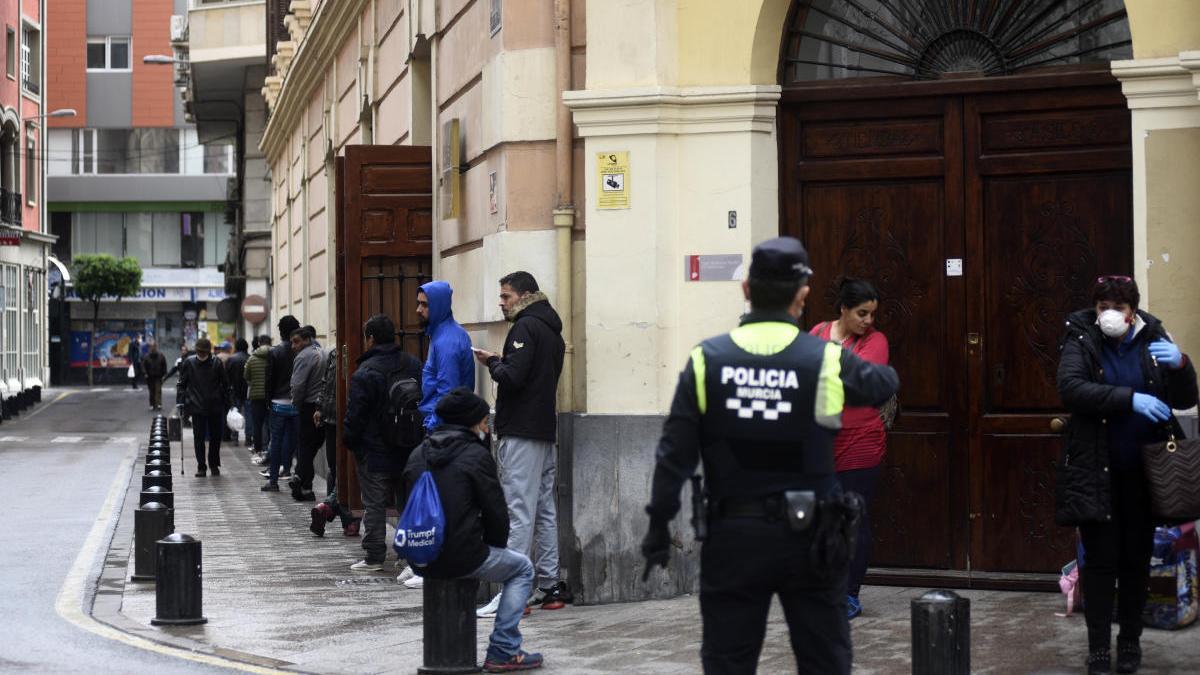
[486,293,565,441]
[1055,308,1198,525]
[403,426,509,579]
[263,342,295,401]
[343,344,423,474]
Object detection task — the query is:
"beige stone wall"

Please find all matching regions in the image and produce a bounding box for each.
[1146,128,1200,359]
[1126,0,1200,59]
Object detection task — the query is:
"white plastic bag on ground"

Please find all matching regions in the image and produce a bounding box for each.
[226,407,245,432]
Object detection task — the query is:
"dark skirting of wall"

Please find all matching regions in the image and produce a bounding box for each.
[558,413,701,606]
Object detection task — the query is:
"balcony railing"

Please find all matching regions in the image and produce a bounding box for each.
[1,189,22,227]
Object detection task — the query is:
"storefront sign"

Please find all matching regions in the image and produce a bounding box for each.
[597,151,630,209]
[0,230,19,246]
[65,286,224,303]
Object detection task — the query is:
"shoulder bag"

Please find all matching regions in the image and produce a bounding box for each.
[1143,431,1200,522]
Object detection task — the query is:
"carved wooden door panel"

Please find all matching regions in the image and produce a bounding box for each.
[965,85,1132,572]
[335,145,434,510]
[780,95,968,572]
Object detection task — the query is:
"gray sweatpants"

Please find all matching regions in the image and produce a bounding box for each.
[495,435,560,588]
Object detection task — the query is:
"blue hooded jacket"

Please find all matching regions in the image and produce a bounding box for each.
[419,281,476,430]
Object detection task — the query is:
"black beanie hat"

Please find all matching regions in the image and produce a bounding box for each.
[436,387,490,427]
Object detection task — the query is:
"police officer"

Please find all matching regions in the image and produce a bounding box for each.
[641,237,899,674]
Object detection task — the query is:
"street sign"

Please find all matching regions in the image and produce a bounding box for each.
[0,230,18,246]
[241,294,268,324]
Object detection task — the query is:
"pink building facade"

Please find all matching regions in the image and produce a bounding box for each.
[0,0,49,399]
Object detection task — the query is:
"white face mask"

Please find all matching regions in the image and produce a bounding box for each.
[1097,309,1130,339]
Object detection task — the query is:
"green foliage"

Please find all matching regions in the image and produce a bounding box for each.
[72,254,143,303]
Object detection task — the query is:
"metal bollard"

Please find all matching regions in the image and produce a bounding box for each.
[419,577,481,674]
[168,416,182,442]
[131,502,173,582]
[151,533,207,625]
[140,485,174,509]
[32,385,40,403]
[142,471,173,492]
[145,459,171,474]
[146,449,169,461]
[911,590,970,675]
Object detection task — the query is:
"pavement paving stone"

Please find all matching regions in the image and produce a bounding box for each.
[116,438,1199,674]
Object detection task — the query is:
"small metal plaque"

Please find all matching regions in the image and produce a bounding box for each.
[686,254,745,282]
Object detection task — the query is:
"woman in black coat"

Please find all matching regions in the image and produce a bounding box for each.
[1056,276,1198,674]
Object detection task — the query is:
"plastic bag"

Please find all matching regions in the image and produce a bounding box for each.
[127,364,135,378]
[226,407,245,433]
[394,470,445,565]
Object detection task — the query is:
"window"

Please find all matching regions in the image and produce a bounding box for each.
[152,213,181,266]
[125,212,153,265]
[86,36,131,71]
[5,28,14,79]
[204,217,231,267]
[2,264,18,382]
[203,143,232,174]
[181,213,202,268]
[69,129,182,174]
[20,25,38,95]
[22,267,41,382]
[24,137,33,203]
[66,212,219,269]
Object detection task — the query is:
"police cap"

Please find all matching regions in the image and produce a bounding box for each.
[748,237,813,282]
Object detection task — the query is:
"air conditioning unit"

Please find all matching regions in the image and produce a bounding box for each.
[170,15,188,43]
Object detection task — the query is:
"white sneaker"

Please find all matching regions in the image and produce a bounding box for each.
[403,574,424,589]
[350,560,383,573]
[476,592,502,618]
[396,566,416,584]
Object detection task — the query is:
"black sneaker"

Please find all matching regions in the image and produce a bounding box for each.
[260,482,280,492]
[296,490,317,502]
[1088,648,1112,675]
[194,468,207,478]
[1116,639,1141,674]
[533,581,573,610]
[210,467,220,476]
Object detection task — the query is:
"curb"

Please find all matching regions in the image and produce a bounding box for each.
[85,441,309,674]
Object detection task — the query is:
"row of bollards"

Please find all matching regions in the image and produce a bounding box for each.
[0,384,40,422]
[132,414,206,626]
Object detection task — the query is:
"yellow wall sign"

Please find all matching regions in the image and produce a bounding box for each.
[597,151,630,209]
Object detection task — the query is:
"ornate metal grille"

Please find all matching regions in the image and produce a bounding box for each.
[783,0,1132,82]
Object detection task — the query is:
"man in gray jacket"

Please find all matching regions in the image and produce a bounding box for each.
[310,345,360,536]
[289,326,324,502]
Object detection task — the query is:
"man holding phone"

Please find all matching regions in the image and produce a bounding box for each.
[473,271,571,615]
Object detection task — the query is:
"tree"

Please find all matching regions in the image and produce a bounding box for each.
[72,254,142,386]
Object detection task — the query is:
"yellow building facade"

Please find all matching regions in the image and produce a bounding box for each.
[262,0,1200,602]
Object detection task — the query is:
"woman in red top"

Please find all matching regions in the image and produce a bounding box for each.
[810,277,890,620]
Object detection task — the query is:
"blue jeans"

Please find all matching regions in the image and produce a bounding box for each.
[267,403,299,484]
[468,546,534,659]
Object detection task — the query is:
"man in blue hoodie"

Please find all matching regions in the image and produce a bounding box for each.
[401,280,476,589]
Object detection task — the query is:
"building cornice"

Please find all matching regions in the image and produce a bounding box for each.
[1111,56,1199,110]
[260,0,369,162]
[563,85,782,137]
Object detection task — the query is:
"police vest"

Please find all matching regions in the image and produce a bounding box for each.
[691,321,846,498]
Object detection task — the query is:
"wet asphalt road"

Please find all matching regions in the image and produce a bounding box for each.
[0,386,231,674]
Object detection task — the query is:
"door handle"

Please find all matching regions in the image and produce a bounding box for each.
[1050,417,1066,433]
[967,333,981,346]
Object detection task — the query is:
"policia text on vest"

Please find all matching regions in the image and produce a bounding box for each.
[641,237,899,675]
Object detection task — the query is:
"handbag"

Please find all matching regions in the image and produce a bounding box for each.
[1143,433,1200,522]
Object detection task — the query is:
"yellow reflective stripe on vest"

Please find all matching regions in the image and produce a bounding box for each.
[814,342,844,430]
[690,346,707,414]
[729,322,801,356]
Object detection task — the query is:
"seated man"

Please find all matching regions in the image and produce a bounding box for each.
[403,388,544,673]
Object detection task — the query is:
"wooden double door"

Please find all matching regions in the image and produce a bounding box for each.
[334,145,433,510]
[779,70,1132,581]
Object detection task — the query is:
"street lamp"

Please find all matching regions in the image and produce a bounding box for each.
[30,108,76,120]
[144,54,187,65]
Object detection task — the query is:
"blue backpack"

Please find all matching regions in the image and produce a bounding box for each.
[394,463,446,566]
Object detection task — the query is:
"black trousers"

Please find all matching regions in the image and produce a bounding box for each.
[700,516,851,675]
[1079,464,1155,651]
[295,403,323,492]
[355,453,404,564]
[191,412,224,471]
[836,465,883,598]
[147,377,163,408]
[321,423,356,526]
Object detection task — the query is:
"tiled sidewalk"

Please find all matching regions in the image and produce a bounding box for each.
[113,441,1196,674]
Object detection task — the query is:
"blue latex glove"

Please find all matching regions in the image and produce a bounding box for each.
[1132,392,1171,423]
[1149,340,1183,369]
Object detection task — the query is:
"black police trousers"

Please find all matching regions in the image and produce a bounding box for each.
[700,515,850,675]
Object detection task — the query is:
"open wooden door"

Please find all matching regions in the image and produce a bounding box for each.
[335,145,434,510]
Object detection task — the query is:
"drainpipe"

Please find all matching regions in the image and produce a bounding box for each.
[553,0,575,413]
